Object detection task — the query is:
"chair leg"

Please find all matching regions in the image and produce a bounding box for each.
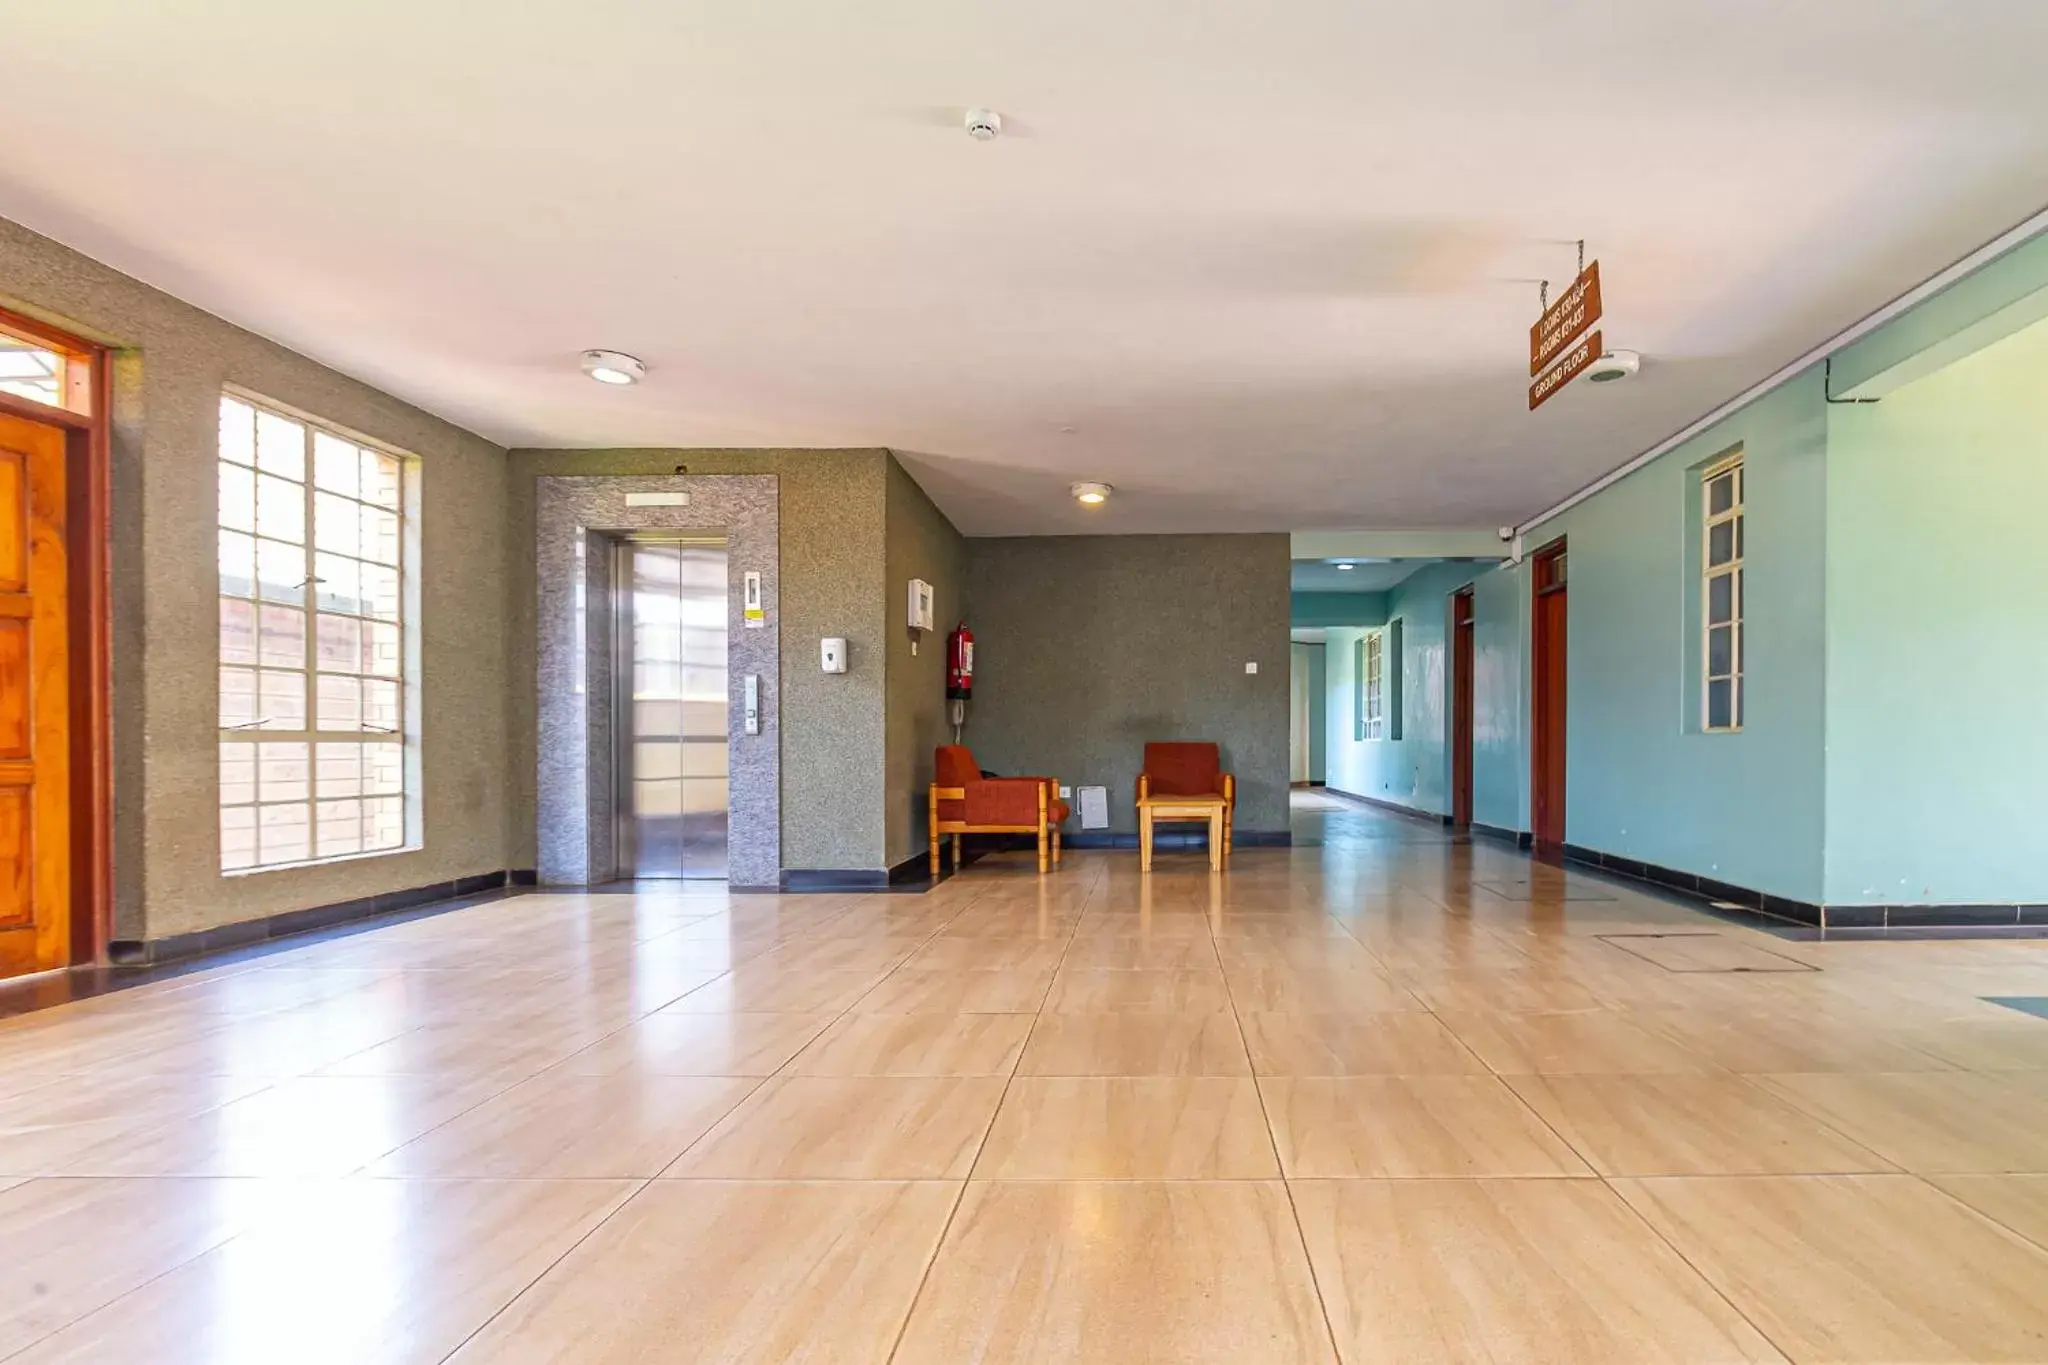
[1140,806,1154,873]
[952,833,962,872]
[1052,826,1062,866]
[1036,825,1048,873]
[930,829,941,878]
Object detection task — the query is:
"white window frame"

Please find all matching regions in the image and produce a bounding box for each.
[1360,631,1385,741]
[1701,453,1744,733]
[217,390,421,872]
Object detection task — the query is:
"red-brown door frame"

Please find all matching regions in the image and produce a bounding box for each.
[0,305,113,967]
[1450,587,1474,829]
[1529,538,1568,855]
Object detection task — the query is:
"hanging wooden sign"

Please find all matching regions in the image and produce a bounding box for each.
[1529,261,1602,376]
[1529,329,1601,410]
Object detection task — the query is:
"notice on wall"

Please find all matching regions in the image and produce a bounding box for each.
[1529,261,1602,377]
[1529,329,1602,411]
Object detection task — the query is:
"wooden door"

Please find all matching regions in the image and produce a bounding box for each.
[0,410,69,977]
[1530,542,1567,852]
[1451,588,1474,828]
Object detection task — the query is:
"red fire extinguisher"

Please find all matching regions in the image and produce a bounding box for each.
[946,622,974,700]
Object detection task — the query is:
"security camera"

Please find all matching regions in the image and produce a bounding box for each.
[1585,350,1642,384]
[1497,525,1514,542]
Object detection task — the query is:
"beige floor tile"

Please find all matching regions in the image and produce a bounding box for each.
[1043,969,1234,1014]
[783,1012,1034,1076]
[1240,1012,1486,1075]
[0,1178,276,1356]
[664,1076,1006,1178]
[1292,1178,1786,1363]
[57,1074,518,1178]
[1751,1070,2048,1172]
[1057,934,1221,970]
[899,937,1070,971]
[1927,1174,2048,1250]
[976,1077,1279,1179]
[1221,965,1421,1013]
[1405,971,1609,1014]
[892,1181,1335,1364]
[445,1181,959,1365]
[849,967,1055,1013]
[1615,1174,2048,1363]
[1437,1009,1724,1074]
[1635,1012,1953,1073]
[1018,1013,1251,1075]
[7,1178,636,1365]
[368,1072,756,1177]
[658,967,886,1014]
[0,1073,270,1175]
[1507,1074,1893,1176]
[1261,1076,1591,1177]
[550,1011,835,1077]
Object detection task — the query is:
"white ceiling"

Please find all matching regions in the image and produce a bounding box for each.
[4,2,2046,535]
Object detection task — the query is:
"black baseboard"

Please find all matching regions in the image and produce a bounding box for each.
[1556,842,2044,933]
[1471,821,1535,849]
[777,853,943,893]
[109,870,519,966]
[509,868,538,887]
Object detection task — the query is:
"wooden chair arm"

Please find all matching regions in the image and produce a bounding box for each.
[931,786,967,800]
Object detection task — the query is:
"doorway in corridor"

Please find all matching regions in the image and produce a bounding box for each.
[1450,586,1474,828]
[0,308,110,979]
[615,538,730,879]
[1530,539,1568,852]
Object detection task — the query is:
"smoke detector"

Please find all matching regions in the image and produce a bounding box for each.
[1586,349,1642,384]
[964,109,1003,141]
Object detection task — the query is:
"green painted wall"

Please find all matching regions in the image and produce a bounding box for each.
[1822,316,2048,904]
[1324,563,1480,816]
[1469,561,1530,833]
[1522,375,1831,902]
[963,535,1292,835]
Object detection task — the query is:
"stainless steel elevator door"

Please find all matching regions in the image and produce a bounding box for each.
[616,540,730,879]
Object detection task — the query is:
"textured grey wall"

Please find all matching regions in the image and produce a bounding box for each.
[505,449,889,872]
[962,534,1292,835]
[0,216,511,941]
[883,455,967,866]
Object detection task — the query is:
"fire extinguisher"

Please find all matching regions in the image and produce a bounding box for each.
[946,622,974,700]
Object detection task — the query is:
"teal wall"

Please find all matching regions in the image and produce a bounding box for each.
[1291,591,1387,629]
[1324,563,1481,816]
[1306,643,1327,784]
[1822,316,2048,905]
[1524,376,1831,902]
[1469,562,1530,833]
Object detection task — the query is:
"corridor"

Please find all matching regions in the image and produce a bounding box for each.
[3,801,2047,1362]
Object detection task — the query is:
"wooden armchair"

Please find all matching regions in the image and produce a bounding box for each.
[1136,741,1235,862]
[929,744,1069,875]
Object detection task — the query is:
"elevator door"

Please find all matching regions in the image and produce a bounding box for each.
[617,540,729,879]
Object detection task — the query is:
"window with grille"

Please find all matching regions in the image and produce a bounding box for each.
[217,393,416,870]
[1702,455,1744,731]
[1358,631,1385,741]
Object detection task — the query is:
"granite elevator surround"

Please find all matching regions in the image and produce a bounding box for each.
[535,476,780,888]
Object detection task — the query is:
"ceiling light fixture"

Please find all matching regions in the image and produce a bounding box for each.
[1070,481,1112,506]
[1336,562,1355,571]
[580,350,646,386]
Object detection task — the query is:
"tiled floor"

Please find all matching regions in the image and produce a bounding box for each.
[5,799,2048,1362]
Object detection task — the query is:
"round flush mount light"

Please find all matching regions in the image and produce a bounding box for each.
[1336,562,1355,571]
[1070,481,1113,506]
[580,350,646,386]
[964,108,1003,141]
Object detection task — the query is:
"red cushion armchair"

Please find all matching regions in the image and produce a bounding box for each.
[930,745,1070,876]
[1137,742,1235,862]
